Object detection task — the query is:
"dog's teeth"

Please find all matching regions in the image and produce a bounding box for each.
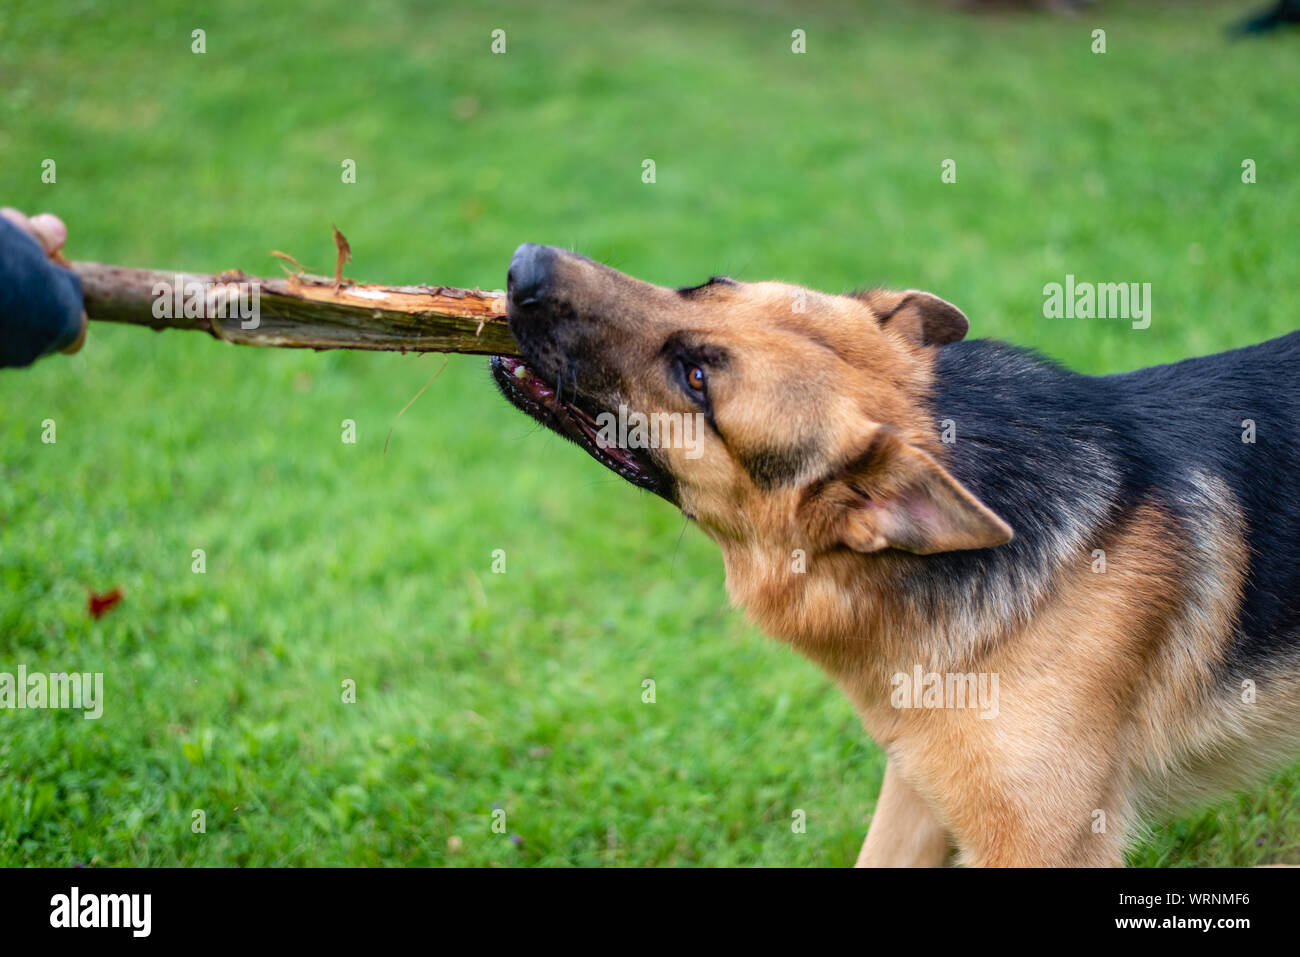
[514,365,529,379]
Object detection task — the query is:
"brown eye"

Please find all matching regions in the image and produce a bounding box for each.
[686,365,706,394]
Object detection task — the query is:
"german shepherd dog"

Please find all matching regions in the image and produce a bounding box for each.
[490,243,1300,867]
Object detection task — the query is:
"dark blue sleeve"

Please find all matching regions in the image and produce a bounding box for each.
[0,217,84,368]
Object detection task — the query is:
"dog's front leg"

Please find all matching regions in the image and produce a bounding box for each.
[855,761,950,867]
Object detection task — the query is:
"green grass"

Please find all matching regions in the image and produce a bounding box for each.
[1,0,1298,866]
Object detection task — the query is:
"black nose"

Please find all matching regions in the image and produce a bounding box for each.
[508,243,551,306]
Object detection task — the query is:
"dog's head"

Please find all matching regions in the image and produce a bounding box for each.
[492,244,1011,562]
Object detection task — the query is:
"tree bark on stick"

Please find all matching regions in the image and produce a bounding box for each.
[70,261,520,357]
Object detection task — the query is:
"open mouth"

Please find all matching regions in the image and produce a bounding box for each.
[489,355,676,503]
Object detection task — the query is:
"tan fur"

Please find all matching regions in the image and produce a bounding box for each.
[505,249,1299,865]
[676,306,1278,864]
[588,274,1276,864]
[857,762,950,867]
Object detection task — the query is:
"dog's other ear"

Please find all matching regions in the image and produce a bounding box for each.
[858,288,969,347]
[807,427,1012,555]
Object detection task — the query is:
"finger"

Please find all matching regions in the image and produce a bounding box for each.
[1,207,56,257]
[0,208,69,258]
[28,213,68,256]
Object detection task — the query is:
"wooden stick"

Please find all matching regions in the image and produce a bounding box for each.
[70,261,520,357]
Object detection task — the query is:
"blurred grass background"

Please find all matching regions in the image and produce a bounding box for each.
[1,0,1298,866]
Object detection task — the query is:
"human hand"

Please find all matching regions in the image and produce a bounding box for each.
[0,208,87,360]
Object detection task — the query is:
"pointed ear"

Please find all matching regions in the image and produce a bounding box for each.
[858,288,969,347]
[809,428,1012,555]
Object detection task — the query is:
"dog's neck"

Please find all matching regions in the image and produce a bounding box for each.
[720,541,981,681]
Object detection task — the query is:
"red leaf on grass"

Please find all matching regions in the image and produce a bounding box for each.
[88,587,125,620]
